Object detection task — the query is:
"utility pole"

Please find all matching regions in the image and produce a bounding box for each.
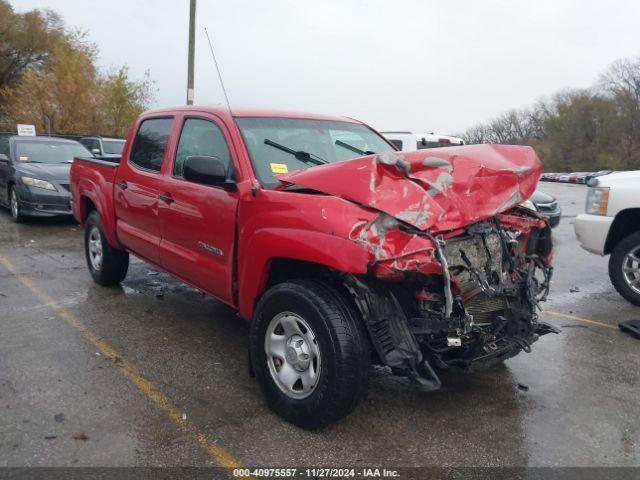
[186,0,196,105]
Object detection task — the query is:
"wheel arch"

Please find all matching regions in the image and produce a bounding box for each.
[78,195,97,223]
[604,208,640,255]
[77,192,122,250]
[237,228,369,319]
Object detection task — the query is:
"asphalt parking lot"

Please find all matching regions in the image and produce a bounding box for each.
[1,183,638,471]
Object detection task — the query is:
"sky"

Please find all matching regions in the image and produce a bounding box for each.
[13,0,640,134]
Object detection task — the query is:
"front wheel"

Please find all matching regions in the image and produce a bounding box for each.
[250,280,369,429]
[84,211,129,286]
[9,186,23,223]
[609,231,640,306]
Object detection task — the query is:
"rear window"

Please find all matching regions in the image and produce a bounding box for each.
[129,118,173,172]
[102,140,125,155]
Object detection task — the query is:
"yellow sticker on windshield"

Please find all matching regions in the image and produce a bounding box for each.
[19,156,28,161]
[270,163,289,174]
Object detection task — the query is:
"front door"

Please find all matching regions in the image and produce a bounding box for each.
[114,117,174,265]
[0,138,11,206]
[158,115,239,304]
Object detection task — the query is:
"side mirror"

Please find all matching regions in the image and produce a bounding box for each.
[0,153,9,163]
[183,155,236,191]
[92,148,100,154]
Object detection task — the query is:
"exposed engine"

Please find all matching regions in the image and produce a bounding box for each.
[344,207,556,390]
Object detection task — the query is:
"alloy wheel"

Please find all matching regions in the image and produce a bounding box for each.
[622,245,640,294]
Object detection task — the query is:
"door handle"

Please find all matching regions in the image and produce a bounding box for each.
[158,193,175,204]
[116,180,128,190]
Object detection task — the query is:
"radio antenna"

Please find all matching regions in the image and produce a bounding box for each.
[204,27,232,114]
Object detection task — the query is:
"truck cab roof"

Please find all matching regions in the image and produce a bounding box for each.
[142,105,362,124]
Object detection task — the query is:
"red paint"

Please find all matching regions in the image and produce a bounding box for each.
[71,106,550,320]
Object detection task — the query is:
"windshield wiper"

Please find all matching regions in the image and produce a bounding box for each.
[335,139,375,156]
[264,139,327,166]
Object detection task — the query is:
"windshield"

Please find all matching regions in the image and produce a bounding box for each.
[15,141,90,164]
[102,140,125,155]
[236,117,395,188]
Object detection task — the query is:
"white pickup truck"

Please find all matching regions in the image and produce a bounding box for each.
[575,171,640,305]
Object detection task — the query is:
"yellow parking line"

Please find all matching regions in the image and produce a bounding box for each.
[0,254,243,473]
[544,310,618,330]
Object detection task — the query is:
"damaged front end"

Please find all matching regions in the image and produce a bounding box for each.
[276,145,558,389]
[345,209,555,389]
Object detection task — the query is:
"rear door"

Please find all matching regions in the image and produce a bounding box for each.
[158,114,239,304]
[114,117,174,265]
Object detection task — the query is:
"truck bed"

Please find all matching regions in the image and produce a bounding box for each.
[70,156,119,234]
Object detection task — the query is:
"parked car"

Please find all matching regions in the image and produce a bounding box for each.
[0,136,89,222]
[71,106,555,428]
[558,173,571,182]
[79,136,125,159]
[575,171,640,305]
[529,190,561,228]
[542,173,558,182]
[571,172,590,184]
[585,170,613,183]
[381,131,464,151]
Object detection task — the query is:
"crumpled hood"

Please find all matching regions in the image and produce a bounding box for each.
[275,144,541,232]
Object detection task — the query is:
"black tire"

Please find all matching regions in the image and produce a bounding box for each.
[84,211,129,286]
[9,186,24,223]
[608,231,640,306]
[250,279,370,429]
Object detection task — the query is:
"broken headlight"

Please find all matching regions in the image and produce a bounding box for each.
[521,199,537,211]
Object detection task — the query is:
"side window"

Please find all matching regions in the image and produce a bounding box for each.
[129,118,174,172]
[0,138,9,156]
[389,139,403,150]
[173,118,233,178]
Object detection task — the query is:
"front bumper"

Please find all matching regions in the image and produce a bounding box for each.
[15,184,73,217]
[546,212,561,228]
[574,213,613,255]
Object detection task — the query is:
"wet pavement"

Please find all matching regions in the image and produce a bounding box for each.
[0,183,638,469]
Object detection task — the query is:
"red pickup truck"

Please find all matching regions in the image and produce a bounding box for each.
[71,106,556,428]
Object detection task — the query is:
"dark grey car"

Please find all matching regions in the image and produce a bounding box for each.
[0,136,90,222]
[531,190,561,228]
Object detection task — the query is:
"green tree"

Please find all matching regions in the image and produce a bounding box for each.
[542,90,622,172]
[462,55,640,172]
[97,67,154,138]
[0,1,65,102]
[1,31,98,134]
[0,0,154,137]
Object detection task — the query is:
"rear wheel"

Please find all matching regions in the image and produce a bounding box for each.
[9,186,23,223]
[609,231,640,306]
[250,280,369,429]
[84,211,129,286]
